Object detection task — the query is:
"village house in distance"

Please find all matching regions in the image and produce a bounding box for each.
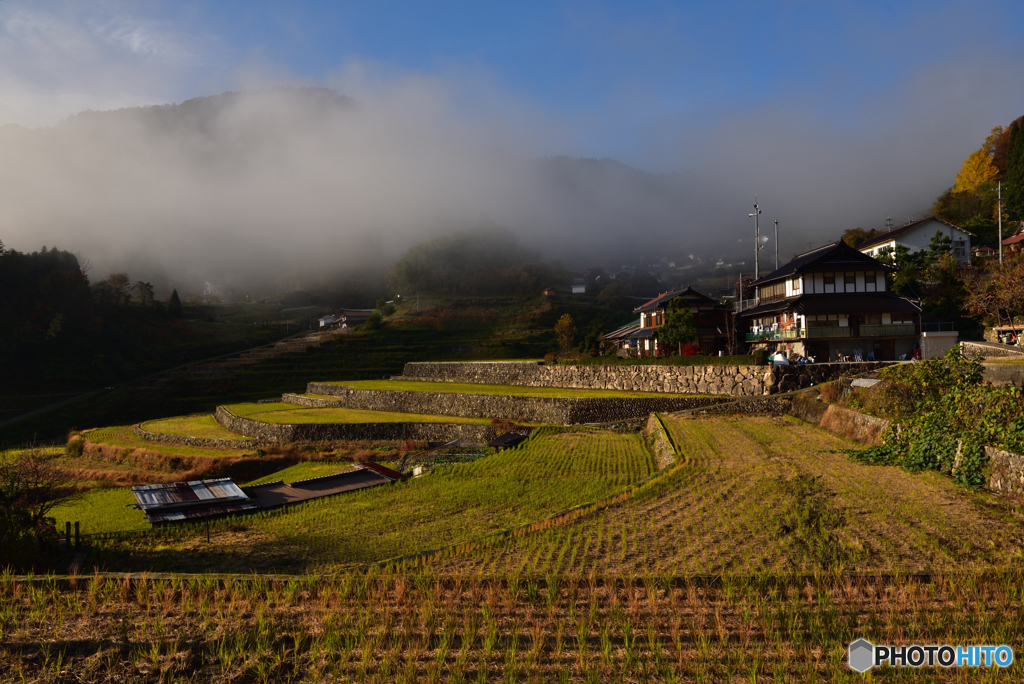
[857,216,974,265]
[737,241,923,361]
[625,287,733,357]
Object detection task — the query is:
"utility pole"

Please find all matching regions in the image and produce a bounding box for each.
[749,198,762,280]
[998,181,1003,265]
[773,220,779,270]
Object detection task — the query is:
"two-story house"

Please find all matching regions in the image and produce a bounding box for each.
[630,287,732,357]
[857,216,974,266]
[737,241,922,361]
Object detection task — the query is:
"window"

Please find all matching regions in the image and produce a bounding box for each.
[891,313,914,324]
[865,272,876,286]
[863,314,882,325]
[823,274,835,286]
[844,273,856,286]
[791,277,801,293]
[806,315,839,327]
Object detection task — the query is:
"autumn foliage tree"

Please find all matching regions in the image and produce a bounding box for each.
[961,255,1024,328]
[554,314,576,352]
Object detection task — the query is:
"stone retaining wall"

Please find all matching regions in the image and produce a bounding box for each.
[300,383,726,424]
[132,423,259,449]
[214,406,499,443]
[401,360,891,396]
[962,340,1024,359]
[642,414,677,470]
[986,446,1024,495]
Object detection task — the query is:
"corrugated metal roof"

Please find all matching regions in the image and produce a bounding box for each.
[132,478,256,524]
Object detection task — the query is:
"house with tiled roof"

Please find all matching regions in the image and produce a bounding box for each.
[857,216,974,265]
[737,241,923,361]
[1002,222,1024,253]
[629,287,732,357]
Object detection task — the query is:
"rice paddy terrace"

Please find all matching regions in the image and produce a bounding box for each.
[9,412,1024,682]
[12,365,1024,682]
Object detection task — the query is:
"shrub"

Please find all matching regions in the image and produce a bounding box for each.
[65,437,85,458]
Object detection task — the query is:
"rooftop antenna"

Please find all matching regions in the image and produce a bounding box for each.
[773,219,779,270]
[885,216,893,231]
[749,197,762,280]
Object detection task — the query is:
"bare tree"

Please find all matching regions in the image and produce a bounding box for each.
[0,448,82,551]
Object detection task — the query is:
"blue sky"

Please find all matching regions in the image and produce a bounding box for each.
[2,0,1024,277]
[4,0,1023,161]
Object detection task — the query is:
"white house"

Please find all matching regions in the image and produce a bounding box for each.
[857,216,974,266]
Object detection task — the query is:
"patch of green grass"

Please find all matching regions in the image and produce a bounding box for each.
[85,425,254,458]
[324,379,713,399]
[51,487,149,535]
[99,428,655,572]
[983,357,1024,363]
[140,414,251,441]
[226,403,497,425]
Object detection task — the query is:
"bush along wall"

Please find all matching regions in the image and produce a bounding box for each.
[848,347,1024,488]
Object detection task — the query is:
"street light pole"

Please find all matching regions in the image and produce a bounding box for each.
[774,220,779,270]
[749,198,762,280]
[998,181,1003,265]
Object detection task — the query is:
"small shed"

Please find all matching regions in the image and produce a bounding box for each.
[131,479,258,525]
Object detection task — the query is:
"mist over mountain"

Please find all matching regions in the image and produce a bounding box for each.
[0,87,709,296]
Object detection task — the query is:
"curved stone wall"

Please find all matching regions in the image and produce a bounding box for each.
[133,423,259,449]
[400,360,891,395]
[214,405,500,443]
[300,384,726,423]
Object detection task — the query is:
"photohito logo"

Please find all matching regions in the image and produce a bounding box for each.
[848,639,1014,672]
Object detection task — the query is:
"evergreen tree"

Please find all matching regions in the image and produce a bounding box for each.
[1006,119,1024,221]
[168,289,182,317]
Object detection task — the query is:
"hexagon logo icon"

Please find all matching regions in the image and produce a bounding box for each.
[848,638,875,673]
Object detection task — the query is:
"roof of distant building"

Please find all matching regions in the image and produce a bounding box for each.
[857,216,974,251]
[634,286,719,313]
[752,241,893,286]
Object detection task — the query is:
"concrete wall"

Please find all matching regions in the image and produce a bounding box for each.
[300,383,726,424]
[214,406,500,443]
[981,363,1024,387]
[920,331,958,359]
[400,360,891,396]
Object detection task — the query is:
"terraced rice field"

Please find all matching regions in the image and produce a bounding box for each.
[425,416,1024,575]
[139,414,251,440]
[83,425,255,459]
[326,379,710,398]
[226,402,496,425]
[4,569,1023,683]
[92,428,655,573]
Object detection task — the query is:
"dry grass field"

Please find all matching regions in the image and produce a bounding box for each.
[2,569,1022,682]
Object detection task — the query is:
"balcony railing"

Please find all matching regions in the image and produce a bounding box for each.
[859,324,917,337]
[805,326,851,339]
[745,329,801,342]
[745,323,920,342]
